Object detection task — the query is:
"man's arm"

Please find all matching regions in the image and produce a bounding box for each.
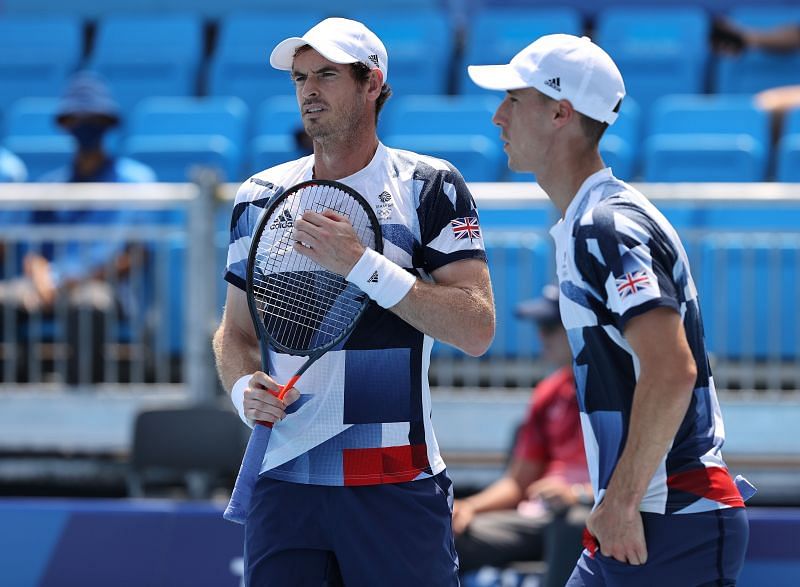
[746,24,800,52]
[213,285,299,424]
[213,285,261,392]
[390,258,495,357]
[452,458,544,534]
[293,210,495,357]
[586,306,697,565]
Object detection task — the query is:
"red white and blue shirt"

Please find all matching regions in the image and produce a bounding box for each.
[550,168,743,514]
[225,142,486,486]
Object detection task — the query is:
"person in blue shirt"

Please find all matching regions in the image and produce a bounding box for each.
[0,72,156,385]
[39,70,155,183]
[0,147,27,182]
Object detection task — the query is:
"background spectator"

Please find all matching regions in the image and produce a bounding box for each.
[454,285,591,587]
[0,72,157,384]
[712,18,800,145]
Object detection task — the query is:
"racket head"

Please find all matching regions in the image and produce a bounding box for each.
[245,179,382,360]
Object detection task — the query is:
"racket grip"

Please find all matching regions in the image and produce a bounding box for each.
[223,423,272,524]
[277,374,300,401]
[224,377,299,524]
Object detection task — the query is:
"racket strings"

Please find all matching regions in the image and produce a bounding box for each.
[253,274,360,335]
[253,183,376,352]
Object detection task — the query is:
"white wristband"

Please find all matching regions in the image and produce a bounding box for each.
[231,374,255,429]
[346,248,416,309]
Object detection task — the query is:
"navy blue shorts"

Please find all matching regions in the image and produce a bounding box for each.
[566,507,749,587]
[244,470,459,586]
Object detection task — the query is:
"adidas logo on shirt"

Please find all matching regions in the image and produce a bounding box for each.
[544,77,561,92]
[367,271,379,283]
[270,210,294,230]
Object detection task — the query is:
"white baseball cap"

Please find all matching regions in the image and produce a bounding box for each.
[270,17,389,83]
[468,34,625,125]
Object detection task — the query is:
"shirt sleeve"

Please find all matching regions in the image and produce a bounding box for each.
[416,165,487,273]
[573,201,680,330]
[223,178,281,291]
[513,389,549,463]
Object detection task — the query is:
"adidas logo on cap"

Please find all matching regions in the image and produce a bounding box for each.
[270,209,294,230]
[544,77,561,92]
[368,54,380,68]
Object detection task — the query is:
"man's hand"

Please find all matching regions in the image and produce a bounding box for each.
[242,371,301,425]
[585,498,648,565]
[293,210,366,276]
[526,476,579,511]
[451,499,477,535]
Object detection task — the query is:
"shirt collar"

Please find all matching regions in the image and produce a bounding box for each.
[549,167,613,240]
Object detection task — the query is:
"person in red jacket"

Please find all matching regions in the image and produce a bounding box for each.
[453,284,591,587]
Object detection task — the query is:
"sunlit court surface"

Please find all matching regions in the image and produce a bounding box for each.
[1,0,800,585]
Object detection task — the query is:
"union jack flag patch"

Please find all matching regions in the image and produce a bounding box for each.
[616,270,652,298]
[451,216,481,241]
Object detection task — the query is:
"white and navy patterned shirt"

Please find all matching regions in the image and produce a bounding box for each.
[225,142,486,486]
[550,168,743,514]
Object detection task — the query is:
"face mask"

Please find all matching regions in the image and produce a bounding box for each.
[69,122,108,151]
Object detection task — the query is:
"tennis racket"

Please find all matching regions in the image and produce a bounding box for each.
[224,179,382,524]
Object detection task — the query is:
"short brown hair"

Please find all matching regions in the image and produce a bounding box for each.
[350,61,392,123]
[578,114,609,146]
[292,45,391,124]
[536,91,619,146]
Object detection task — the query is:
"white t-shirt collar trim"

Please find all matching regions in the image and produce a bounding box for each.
[549,167,613,241]
[563,167,613,227]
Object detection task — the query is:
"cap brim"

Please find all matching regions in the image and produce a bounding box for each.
[270,37,360,70]
[467,64,530,91]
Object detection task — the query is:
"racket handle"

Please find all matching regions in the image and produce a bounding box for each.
[224,376,300,524]
[222,374,300,524]
[277,374,301,401]
[223,424,272,524]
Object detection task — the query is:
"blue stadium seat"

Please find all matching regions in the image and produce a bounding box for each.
[3,98,73,180]
[600,97,641,180]
[207,12,324,111]
[382,95,504,181]
[382,95,502,141]
[595,8,710,114]
[0,17,83,114]
[123,96,249,182]
[360,11,452,97]
[387,135,505,181]
[776,108,800,181]
[643,94,769,182]
[250,95,307,173]
[698,234,800,361]
[87,14,204,114]
[458,8,583,95]
[714,6,800,94]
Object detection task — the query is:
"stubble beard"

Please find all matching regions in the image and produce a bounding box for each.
[304,95,365,148]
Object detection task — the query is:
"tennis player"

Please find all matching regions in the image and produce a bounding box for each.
[213,17,495,586]
[468,34,749,585]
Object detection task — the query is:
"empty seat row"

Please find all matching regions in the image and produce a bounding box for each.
[4,93,800,183]
[1,5,799,118]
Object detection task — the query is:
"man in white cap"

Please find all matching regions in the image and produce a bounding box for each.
[214,17,495,585]
[469,34,750,586]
